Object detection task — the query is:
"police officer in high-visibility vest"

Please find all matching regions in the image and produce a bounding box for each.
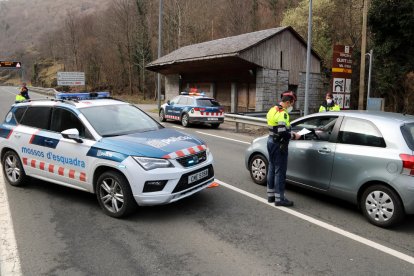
[15,93,26,103]
[319,92,340,112]
[266,91,301,207]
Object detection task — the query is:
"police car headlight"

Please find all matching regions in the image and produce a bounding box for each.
[133,157,173,170]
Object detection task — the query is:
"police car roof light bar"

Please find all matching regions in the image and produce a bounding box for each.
[181,91,206,97]
[56,92,110,100]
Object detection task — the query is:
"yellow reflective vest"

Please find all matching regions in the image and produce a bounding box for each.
[267,105,290,127]
[319,104,340,112]
[15,94,26,102]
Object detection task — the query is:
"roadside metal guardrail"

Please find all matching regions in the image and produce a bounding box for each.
[224,113,268,132]
[28,87,58,97]
[224,110,303,132]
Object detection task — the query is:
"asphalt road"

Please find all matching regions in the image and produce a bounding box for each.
[1,86,414,275]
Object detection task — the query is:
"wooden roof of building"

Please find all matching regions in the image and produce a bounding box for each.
[146,26,321,73]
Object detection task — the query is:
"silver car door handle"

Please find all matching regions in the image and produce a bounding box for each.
[318,147,331,154]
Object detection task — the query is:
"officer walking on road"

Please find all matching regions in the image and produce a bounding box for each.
[266,91,300,207]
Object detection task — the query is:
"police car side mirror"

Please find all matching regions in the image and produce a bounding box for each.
[167,100,171,105]
[61,128,83,143]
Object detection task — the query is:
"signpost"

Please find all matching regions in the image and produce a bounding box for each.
[0,61,22,68]
[0,61,24,82]
[331,45,353,109]
[57,72,85,86]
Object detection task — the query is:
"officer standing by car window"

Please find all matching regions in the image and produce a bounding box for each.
[319,92,340,112]
[266,91,301,207]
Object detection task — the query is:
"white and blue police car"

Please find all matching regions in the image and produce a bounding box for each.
[0,92,214,217]
[159,92,224,128]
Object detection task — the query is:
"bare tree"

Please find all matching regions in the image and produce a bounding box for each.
[65,10,80,70]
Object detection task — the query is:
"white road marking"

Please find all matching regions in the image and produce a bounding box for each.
[171,126,185,130]
[214,179,414,265]
[196,131,251,145]
[0,170,22,275]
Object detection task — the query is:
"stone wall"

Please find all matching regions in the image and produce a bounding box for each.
[165,74,180,101]
[255,68,289,111]
[297,72,329,114]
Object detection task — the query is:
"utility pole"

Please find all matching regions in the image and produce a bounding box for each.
[304,0,312,115]
[366,49,373,101]
[358,0,369,110]
[157,0,163,110]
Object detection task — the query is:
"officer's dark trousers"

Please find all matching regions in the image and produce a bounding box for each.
[267,136,288,202]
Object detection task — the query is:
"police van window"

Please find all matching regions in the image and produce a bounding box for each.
[170,96,180,105]
[338,117,386,147]
[196,99,220,107]
[51,108,93,139]
[187,98,196,106]
[13,106,28,123]
[80,104,161,137]
[20,107,51,130]
[178,97,188,105]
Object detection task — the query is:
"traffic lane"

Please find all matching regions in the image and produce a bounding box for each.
[5,173,413,275]
[1,89,413,271]
[162,121,414,255]
[0,86,18,118]
[0,86,45,118]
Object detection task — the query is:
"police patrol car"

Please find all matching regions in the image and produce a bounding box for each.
[159,91,224,128]
[0,92,214,217]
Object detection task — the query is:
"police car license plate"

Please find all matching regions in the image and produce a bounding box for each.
[188,169,209,184]
[207,118,218,121]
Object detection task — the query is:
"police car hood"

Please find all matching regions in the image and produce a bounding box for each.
[98,128,204,158]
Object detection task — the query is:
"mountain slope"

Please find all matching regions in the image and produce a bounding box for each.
[0,0,111,56]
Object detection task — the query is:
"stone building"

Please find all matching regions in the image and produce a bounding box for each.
[146,26,327,113]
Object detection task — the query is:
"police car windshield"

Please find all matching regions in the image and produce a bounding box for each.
[80,104,162,137]
[196,99,220,107]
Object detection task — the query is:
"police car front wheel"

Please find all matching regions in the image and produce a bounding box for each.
[96,171,137,218]
[2,150,28,187]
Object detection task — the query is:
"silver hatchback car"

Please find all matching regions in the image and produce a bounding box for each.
[245,111,414,228]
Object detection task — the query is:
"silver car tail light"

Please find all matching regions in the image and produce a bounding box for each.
[400,154,414,176]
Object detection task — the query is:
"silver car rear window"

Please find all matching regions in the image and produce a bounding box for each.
[401,123,414,151]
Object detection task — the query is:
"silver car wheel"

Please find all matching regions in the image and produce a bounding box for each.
[99,178,124,214]
[251,158,267,182]
[365,190,394,222]
[5,155,21,183]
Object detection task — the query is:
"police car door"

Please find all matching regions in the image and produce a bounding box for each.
[13,106,54,179]
[165,96,180,119]
[48,107,96,191]
[176,96,188,118]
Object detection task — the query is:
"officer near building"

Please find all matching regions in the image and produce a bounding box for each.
[266,91,300,207]
[319,92,340,112]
